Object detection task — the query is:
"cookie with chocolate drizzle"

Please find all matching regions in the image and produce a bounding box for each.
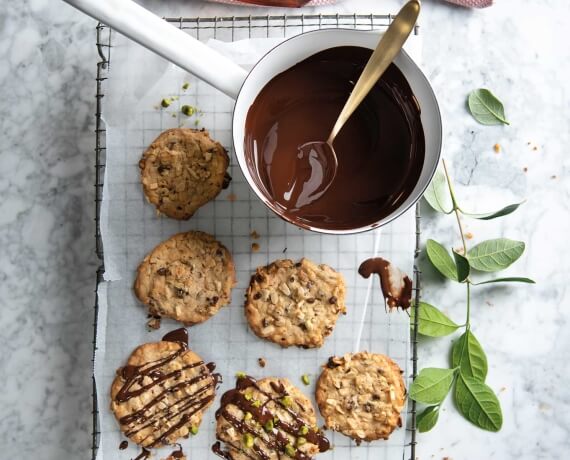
[110,328,220,448]
[213,375,330,460]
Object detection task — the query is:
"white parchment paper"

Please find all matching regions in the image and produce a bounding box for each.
[95,25,421,460]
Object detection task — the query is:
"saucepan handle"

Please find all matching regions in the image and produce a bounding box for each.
[64,0,248,99]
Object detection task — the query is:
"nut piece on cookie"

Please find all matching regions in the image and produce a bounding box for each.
[110,331,220,448]
[134,231,236,326]
[214,375,330,460]
[245,258,346,348]
[139,128,230,220]
[315,352,406,443]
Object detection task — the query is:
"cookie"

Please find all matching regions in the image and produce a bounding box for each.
[134,231,236,326]
[245,258,346,348]
[110,329,220,448]
[214,375,330,460]
[139,128,230,220]
[315,352,406,442]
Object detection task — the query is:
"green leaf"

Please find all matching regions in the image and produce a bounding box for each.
[453,250,470,282]
[426,239,458,281]
[452,330,488,381]
[462,202,523,220]
[467,89,510,125]
[423,168,453,214]
[467,238,525,272]
[417,406,440,433]
[455,376,503,431]
[473,277,536,285]
[411,301,461,337]
[409,368,456,405]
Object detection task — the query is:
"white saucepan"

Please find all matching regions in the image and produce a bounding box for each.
[64,0,442,234]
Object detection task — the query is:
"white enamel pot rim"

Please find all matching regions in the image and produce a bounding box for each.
[64,0,442,235]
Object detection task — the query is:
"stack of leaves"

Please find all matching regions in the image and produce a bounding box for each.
[409,161,534,433]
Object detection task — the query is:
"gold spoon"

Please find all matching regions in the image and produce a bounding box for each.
[294,0,421,208]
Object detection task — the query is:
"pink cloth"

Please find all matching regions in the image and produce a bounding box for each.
[210,0,493,7]
[444,0,493,7]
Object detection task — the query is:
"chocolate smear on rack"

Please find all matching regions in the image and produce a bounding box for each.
[119,440,128,450]
[166,444,185,459]
[113,333,220,448]
[162,327,189,346]
[212,374,330,460]
[359,257,412,310]
[132,447,151,460]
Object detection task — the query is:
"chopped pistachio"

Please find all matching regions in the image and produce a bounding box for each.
[284,444,296,457]
[236,371,247,379]
[244,412,253,421]
[298,425,309,436]
[190,425,199,435]
[244,390,253,401]
[280,396,293,408]
[182,82,190,90]
[297,437,307,447]
[242,433,254,449]
[264,419,274,432]
[160,98,171,108]
[252,399,262,408]
[194,119,200,126]
[181,105,196,116]
[301,374,310,386]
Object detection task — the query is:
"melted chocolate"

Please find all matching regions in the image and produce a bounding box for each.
[359,257,412,309]
[119,440,128,450]
[162,327,189,346]
[212,375,330,460]
[245,46,424,231]
[114,341,220,448]
[132,447,151,460]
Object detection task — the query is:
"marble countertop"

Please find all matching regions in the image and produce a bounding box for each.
[0,0,568,458]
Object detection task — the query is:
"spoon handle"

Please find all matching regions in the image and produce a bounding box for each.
[327,0,421,145]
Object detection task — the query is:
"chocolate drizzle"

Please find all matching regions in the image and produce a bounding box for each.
[359,257,412,310]
[212,375,329,460]
[119,440,128,450]
[113,337,220,448]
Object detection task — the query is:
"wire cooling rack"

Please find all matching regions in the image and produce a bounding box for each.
[92,14,422,460]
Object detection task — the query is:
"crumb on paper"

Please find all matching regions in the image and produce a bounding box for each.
[251,243,260,252]
[171,113,176,118]
[499,386,507,393]
[282,247,287,253]
[194,119,200,126]
[485,300,493,306]
[454,247,465,255]
[161,98,172,108]
[250,230,260,239]
[227,193,237,202]
[258,357,266,368]
[493,143,501,153]
[465,232,473,240]
[523,167,528,172]
[147,316,161,330]
[551,175,557,179]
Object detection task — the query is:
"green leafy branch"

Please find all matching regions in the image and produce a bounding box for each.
[409,159,535,433]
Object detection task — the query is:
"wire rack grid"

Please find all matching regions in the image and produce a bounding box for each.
[93,14,422,460]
